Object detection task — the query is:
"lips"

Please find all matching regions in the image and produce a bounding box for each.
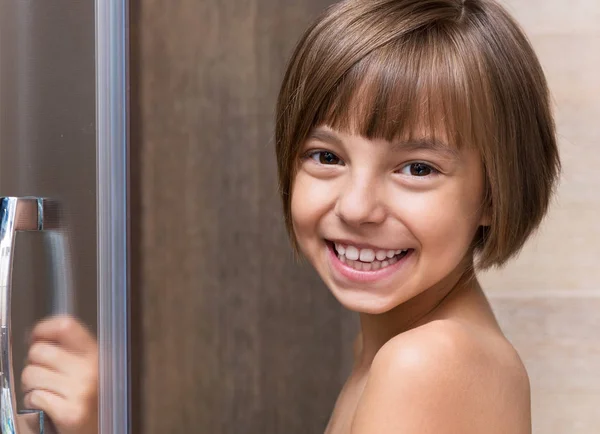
[326,241,413,283]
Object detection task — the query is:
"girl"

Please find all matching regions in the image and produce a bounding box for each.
[275,0,560,432]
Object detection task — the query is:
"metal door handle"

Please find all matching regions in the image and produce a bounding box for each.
[0,197,73,434]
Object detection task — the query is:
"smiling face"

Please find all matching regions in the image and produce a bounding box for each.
[291,126,489,314]
[278,0,560,309]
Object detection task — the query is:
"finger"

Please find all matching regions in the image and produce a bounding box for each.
[21,365,68,398]
[24,389,97,434]
[30,315,95,353]
[23,389,68,423]
[27,342,83,374]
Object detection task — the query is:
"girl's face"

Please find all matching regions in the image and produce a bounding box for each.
[291,125,489,314]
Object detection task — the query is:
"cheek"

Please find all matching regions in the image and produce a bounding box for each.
[290,173,336,241]
[423,161,486,250]
[395,186,483,258]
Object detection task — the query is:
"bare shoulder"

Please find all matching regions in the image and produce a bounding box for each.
[351,320,531,434]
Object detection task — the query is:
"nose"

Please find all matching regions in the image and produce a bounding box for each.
[335,174,386,227]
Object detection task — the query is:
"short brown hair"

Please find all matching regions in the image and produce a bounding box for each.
[275,0,560,269]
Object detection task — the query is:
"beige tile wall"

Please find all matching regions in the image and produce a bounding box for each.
[481,1,600,432]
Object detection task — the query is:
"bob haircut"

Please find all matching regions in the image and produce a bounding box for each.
[275,0,561,270]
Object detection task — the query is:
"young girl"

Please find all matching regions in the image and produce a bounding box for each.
[275,0,560,432]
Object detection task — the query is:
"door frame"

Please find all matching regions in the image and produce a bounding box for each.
[96,0,130,432]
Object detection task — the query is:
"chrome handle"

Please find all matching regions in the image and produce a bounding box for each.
[0,197,73,434]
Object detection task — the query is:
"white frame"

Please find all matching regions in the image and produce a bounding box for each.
[96,0,130,432]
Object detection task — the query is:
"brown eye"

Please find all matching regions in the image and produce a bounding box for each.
[409,163,433,176]
[310,151,342,165]
[397,162,438,177]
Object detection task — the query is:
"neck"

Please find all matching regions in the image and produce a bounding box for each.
[353,260,480,371]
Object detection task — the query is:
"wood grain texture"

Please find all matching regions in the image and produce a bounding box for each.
[130,0,354,432]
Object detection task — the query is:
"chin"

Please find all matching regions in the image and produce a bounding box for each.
[335,293,405,315]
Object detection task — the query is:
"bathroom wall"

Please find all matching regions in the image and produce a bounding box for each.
[130,1,344,433]
[480,1,600,432]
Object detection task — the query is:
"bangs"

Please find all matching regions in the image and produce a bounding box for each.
[277,0,561,269]
[313,27,487,150]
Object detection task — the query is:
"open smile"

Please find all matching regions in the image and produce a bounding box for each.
[326,240,413,283]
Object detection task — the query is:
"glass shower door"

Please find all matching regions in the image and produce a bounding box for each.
[0,1,129,432]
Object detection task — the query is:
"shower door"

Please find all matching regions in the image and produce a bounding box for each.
[0,1,129,433]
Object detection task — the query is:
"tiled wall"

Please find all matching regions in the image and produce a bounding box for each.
[480,1,600,432]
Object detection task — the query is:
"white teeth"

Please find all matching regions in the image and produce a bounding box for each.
[359,249,375,262]
[334,242,409,268]
[335,243,406,262]
[337,254,407,271]
[345,246,359,261]
[375,250,388,261]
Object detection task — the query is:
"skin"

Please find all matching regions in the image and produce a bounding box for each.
[21,315,98,434]
[291,126,531,434]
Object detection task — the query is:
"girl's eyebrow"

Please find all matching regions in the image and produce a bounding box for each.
[391,138,461,161]
[307,128,344,147]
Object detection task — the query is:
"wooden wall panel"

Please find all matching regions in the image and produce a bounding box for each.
[130,0,353,432]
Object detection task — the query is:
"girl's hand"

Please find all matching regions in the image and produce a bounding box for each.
[21,315,98,434]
